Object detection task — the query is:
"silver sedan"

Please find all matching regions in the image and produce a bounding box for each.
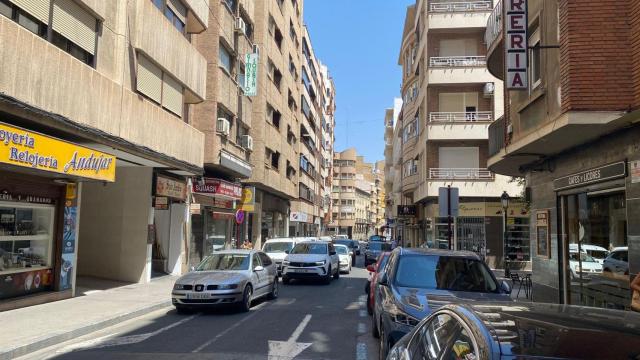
[172,250,278,313]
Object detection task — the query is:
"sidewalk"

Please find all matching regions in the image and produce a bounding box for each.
[0,275,176,360]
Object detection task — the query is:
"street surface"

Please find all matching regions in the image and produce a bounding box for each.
[19,257,378,360]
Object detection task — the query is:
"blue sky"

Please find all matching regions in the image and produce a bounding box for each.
[304,0,414,164]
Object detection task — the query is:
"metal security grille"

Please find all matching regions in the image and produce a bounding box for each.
[456,217,486,257]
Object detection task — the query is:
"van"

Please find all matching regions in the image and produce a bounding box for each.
[262,237,306,275]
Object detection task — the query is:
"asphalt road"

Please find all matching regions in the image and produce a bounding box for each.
[21,256,379,360]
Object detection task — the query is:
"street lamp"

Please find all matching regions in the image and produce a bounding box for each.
[501,191,510,277]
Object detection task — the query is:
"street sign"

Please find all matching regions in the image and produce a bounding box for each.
[244,53,258,96]
[438,187,459,217]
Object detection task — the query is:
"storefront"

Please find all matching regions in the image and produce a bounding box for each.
[259,191,289,241]
[289,211,314,236]
[152,174,189,276]
[0,121,115,310]
[189,178,243,267]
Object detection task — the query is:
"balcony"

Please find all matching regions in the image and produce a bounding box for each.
[428,112,492,140]
[429,111,492,123]
[428,56,494,84]
[428,1,493,30]
[484,0,504,78]
[429,168,494,180]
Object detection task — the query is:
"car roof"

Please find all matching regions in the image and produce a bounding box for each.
[334,244,349,249]
[446,302,640,358]
[569,243,608,251]
[213,249,256,255]
[612,246,628,252]
[264,238,296,243]
[396,247,481,259]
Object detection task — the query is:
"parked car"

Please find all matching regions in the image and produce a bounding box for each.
[365,251,391,315]
[334,239,360,265]
[569,243,609,264]
[365,241,393,265]
[372,248,512,359]
[334,244,352,274]
[333,234,349,240]
[171,250,278,313]
[568,249,603,280]
[281,241,340,284]
[369,235,386,242]
[603,246,629,276]
[388,302,640,360]
[318,236,333,242]
[262,237,306,276]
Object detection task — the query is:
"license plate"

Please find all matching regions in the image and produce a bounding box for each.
[187,293,209,299]
[295,268,314,273]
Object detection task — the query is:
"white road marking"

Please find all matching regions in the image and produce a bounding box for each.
[57,314,197,353]
[191,302,269,353]
[267,314,313,360]
[356,342,368,360]
[357,323,366,334]
[359,309,367,317]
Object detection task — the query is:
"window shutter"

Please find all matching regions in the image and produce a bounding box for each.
[52,0,97,55]
[137,55,163,103]
[10,0,51,23]
[166,0,186,24]
[162,74,184,117]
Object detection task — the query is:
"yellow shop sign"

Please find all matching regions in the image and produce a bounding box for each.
[0,122,116,182]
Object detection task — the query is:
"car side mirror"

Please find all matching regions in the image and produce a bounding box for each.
[378,272,389,286]
[366,264,376,272]
[330,251,337,256]
[501,280,512,294]
[285,249,290,254]
[254,266,264,272]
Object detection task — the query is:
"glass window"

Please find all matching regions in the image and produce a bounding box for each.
[252,253,262,269]
[219,43,233,73]
[263,242,293,253]
[258,252,272,266]
[291,242,327,255]
[223,0,237,12]
[335,245,348,255]
[411,313,462,360]
[196,254,250,271]
[152,0,163,10]
[0,0,12,19]
[17,11,41,36]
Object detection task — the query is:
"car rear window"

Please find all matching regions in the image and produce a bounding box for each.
[395,255,498,293]
[263,242,293,253]
[291,242,327,255]
[368,242,392,251]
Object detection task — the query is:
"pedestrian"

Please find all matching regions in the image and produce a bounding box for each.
[631,272,640,312]
[242,239,252,250]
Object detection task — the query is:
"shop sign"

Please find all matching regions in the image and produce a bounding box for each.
[193,178,242,199]
[290,211,309,223]
[0,190,54,204]
[397,205,417,217]
[154,196,168,210]
[630,160,640,184]
[0,268,53,298]
[553,161,626,191]
[0,121,116,182]
[244,53,259,96]
[156,175,187,200]
[239,186,255,212]
[505,0,528,90]
[458,203,485,217]
[190,203,201,215]
[536,210,550,258]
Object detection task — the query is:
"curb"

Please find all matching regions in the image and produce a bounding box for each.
[1,300,172,360]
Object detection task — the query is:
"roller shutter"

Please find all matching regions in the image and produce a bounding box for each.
[10,0,51,24]
[166,0,186,24]
[162,74,183,117]
[137,55,163,104]
[52,0,97,55]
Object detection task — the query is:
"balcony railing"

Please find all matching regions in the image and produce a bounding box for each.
[429,1,493,12]
[484,0,503,48]
[429,56,486,67]
[429,111,493,123]
[429,168,495,180]
[488,116,505,157]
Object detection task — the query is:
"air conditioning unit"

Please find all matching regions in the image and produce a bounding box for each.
[252,44,260,55]
[235,17,246,35]
[216,118,230,136]
[241,135,253,151]
[483,82,495,98]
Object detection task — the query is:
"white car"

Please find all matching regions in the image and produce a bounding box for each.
[262,237,306,276]
[334,234,349,240]
[569,243,609,264]
[569,250,602,280]
[334,244,352,274]
[318,236,333,242]
[281,241,340,284]
[603,246,629,276]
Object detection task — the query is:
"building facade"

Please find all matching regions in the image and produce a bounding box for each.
[394,0,521,269]
[0,0,208,310]
[486,0,640,311]
[383,99,404,240]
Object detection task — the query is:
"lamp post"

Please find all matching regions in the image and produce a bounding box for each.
[501,191,510,277]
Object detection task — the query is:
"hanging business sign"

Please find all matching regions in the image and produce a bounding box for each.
[290,211,309,223]
[193,178,242,200]
[505,0,528,90]
[553,161,626,191]
[244,53,259,96]
[397,205,417,217]
[0,121,116,181]
[239,186,255,212]
[155,175,187,200]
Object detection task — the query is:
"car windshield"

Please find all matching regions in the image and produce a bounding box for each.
[368,242,392,251]
[570,252,597,262]
[588,250,608,259]
[395,255,498,293]
[196,254,250,271]
[291,243,327,255]
[335,246,349,255]
[263,242,293,253]
[334,240,353,248]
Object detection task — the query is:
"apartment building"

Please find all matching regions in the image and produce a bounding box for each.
[485,0,640,311]
[373,160,386,235]
[383,99,403,240]
[395,0,521,268]
[319,62,337,235]
[0,0,208,310]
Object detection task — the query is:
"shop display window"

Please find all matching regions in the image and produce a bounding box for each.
[0,202,55,274]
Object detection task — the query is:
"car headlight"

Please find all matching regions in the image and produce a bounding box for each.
[217,284,238,290]
[283,260,290,265]
[173,284,186,290]
[386,303,420,327]
[315,260,326,266]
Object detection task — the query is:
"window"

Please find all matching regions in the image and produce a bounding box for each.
[218,106,234,134]
[252,254,262,270]
[286,161,296,179]
[403,160,418,177]
[235,120,248,144]
[403,117,419,143]
[438,147,479,169]
[0,0,12,19]
[223,0,237,12]
[529,27,541,90]
[258,252,272,266]
[288,89,297,111]
[240,12,253,40]
[136,54,184,117]
[287,125,296,144]
[301,95,311,119]
[237,63,245,89]
[52,31,94,65]
[219,42,233,74]
[289,55,297,79]
[268,60,282,90]
[151,0,186,34]
[265,148,280,170]
[266,104,281,129]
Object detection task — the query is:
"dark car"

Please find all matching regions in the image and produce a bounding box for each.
[388,302,640,360]
[372,248,512,359]
[365,241,392,265]
[333,239,360,264]
[365,251,391,315]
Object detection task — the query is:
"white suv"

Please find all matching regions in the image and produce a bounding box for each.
[262,237,306,276]
[282,241,340,284]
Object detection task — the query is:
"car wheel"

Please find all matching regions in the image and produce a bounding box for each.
[282,275,291,285]
[379,322,388,360]
[371,313,379,338]
[239,285,253,312]
[333,266,340,279]
[267,279,279,300]
[324,267,332,284]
